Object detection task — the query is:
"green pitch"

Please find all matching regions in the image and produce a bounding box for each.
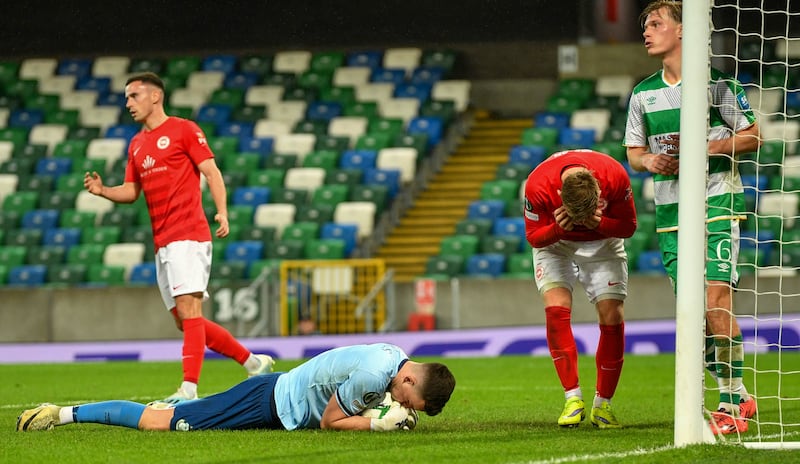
[2,354,799,464]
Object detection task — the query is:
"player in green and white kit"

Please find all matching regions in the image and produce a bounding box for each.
[624,1,761,435]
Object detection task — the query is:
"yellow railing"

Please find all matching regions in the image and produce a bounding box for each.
[278,259,386,336]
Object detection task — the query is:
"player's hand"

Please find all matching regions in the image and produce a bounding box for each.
[83,171,104,196]
[554,206,574,231]
[642,153,679,176]
[404,408,419,430]
[214,214,229,238]
[574,207,602,229]
[369,403,413,432]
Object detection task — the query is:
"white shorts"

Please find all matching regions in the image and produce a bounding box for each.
[155,240,212,310]
[533,238,628,304]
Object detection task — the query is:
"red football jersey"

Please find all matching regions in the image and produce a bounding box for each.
[523,150,637,248]
[125,117,214,251]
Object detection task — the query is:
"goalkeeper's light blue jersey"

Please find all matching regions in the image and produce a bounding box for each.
[274,343,408,430]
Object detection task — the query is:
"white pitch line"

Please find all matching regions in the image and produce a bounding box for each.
[510,444,676,464]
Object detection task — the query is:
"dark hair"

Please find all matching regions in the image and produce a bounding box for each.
[125,71,165,92]
[640,1,682,28]
[421,362,456,416]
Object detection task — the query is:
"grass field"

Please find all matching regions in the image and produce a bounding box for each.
[3,353,800,463]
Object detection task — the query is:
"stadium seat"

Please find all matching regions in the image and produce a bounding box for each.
[273,133,316,164]
[380,98,420,125]
[425,255,464,278]
[239,135,274,157]
[129,262,157,285]
[296,204,335,225]
[7,264,47,286]
[466,253,506,278]
[376,147,417,184]
[304,238,346,260]
[439,234,479,259]
[85,263,124,286]
[637,250,666,274]
[363,168,401,199]
[264,240,305,260]
[264,153,298,170]
[43,228,81,251]
[349,184,389,216]
[467,200,506,221]
[270,187,308,208]
[254,203,296,237]
[340,149,377,171]
[224,240,264,266]
[407,116,443,149]
[302,149,339,171]
[29,124,69,155]
[328,116,368,146]
[455,218,493,239]
[81,226,121,246]
[481,235,522,256]
[570,109,610,143]
[505,252,534,278]
[273,50,312,74]
[431,80,471,112]
[60,209,96,230]
[312,184,350,208]
[232,186,271,208]
[76,190,114,218]
[248,169,286,189]
[281,221,320,242]
[20,58,58,80]
[325,168,362,188]
[394,82,432,104]
[492,217,526,242]
[47,263,88,287]
[333,201,376,239]
[103,242,146,278]
[284,167,326,193]
[320,223,358,257]
[0,245,27,267]
[496,163,533,183]
[86,138,127,171]
[383,47,421,76]
[26,245,66,266]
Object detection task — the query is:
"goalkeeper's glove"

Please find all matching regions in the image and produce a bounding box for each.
[369,403,414,432]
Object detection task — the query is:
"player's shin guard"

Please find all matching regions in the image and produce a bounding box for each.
[74,401,145,429]
[716,335,745,410]
[181,317,206,384]
[545,306,579,391]
[596,323,624,399]
[204,318,250,364]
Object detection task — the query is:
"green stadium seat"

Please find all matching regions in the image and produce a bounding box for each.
[17,174,54,195]
[421,49,457,76]
[295,204,334,225]
[283,86,317,103]
[6,228,43,247]
[368,118,404,139]
[38,191,77,210]
[314,135,349,153]
[303,150,339,171]
[480,179,520,202]
[0,245,27,267]
[26,245,66,266]
[481,235,521,256]
[420,100,456,124]
[208,136,240,157]
[521,127,559,150]
[72,158,106,175]
[297,70,333,91]
[264,153,298,170]
[324,168,361,187]
[294,119,329,137]
[248,259,281,278]
[496,163,533,183]
[271,188,308,208]
[557,77,595,102]
[281,221,319,242]
[310,51,345,73]
[231,105,266,123]
[129,57,165,74]
[227,205,256,229]
[0,263,7,284]
[319,86,355,106]
[165,56,201,80]
[55,173,86,192]
[5,79,38,101]
[47,263,87,287]
[394,133,428,156]
[264,240,305,259]
[210,261,247,283]
[67,126,101,141]
[100,208,139,229]
[504,252,533,278]
[239,225,277,248]
[223,152,262,173]
[439,234,479,259]
[2,191,38,213]
[240,54,273,78]
[16,143,48,160]
[0,61,20,87]
[60,209,97,230]
[1,157,35,176]
[344,101,379,119]
[208,88,244,109]
[248,168,286,189]
[425,254,464,278]
[87,263,125,286]
[81,226,121,246]
[311,184,349,208]
[26,94,60,115]
[349,184,388,216]
[304,238,345,259]
[455,218,493,239]
[355,133,392,151]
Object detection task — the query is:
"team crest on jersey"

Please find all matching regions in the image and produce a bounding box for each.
[157,136,170,149]
[196,132,207,145]
[646,95,657,106]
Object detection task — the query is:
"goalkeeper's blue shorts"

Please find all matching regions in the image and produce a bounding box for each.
[170,373,284,431]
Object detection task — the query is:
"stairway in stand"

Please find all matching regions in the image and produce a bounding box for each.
[377,111,532,283]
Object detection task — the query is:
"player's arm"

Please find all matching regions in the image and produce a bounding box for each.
[319,394,372,431]
[592,186,637,239]
[626,146,679,175]
[198,158,229,239]
[83,172,140,203]
[708,121,761,157]
[525,204,573,248]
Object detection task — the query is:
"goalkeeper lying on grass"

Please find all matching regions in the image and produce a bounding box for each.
[17,343,455,432]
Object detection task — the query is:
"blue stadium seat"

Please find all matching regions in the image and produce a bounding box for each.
[558,128,595,147]
[347,50,383,70]
[57,58,92,78]
[535,111,571,130]
[363,168,401,199]
[97,92,127,110]
[43,227,81,248]
[637,250,666,274]
[306,102,342,121]
[394,83,432,103]
[239,136,274,157]
[321,223,358,257]
[202,54,238,75]
[508,145,546,167]
[492,217,526,243]
[36,157,72,179]
[467,200,506,221]
[76,76,111,96]
[409,67,443,85]
[8,264,47,286]
[741,174,767,202]
[224,72,259,90]
[371,68,405,85]
[21,209,60,230]
[232,186,270,207]
[224,241,264,270]
[340,149,377,170]
[105,124,140,143]
[129,262,157,285]
[217,121,254,138]
[466,253,506,278]
[196,104,232,125]
[9,109,44,129]
[407,116,443,149]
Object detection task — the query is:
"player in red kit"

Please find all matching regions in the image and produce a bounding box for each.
[523,149,637,429]
[84,72,274,403]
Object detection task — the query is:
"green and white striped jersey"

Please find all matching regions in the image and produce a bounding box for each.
[624,68,756,232]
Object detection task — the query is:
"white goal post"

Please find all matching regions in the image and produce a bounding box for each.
[677,0,800,449]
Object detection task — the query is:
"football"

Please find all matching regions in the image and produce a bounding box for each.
[360,392,418,430]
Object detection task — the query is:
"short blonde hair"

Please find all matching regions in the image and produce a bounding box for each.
[640,0,682,28]
[561,170,599,224]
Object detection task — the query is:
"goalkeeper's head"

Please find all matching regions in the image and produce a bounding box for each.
[420,362,456,416]
[560,169,600,225]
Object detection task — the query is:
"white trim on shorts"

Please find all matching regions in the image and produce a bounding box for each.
[155,240,212,310]
[532,237,628,304]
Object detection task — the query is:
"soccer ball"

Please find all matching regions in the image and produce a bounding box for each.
[360,392,397,419]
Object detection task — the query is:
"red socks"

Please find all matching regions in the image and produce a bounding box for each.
[545,306,579,391]
[204,319,250,365]
[181,317,206,384]
[596,322,625,399]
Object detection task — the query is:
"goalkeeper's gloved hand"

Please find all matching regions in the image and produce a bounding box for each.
[369,403,414,432]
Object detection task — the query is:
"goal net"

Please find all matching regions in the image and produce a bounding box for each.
[677,0,800,448]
